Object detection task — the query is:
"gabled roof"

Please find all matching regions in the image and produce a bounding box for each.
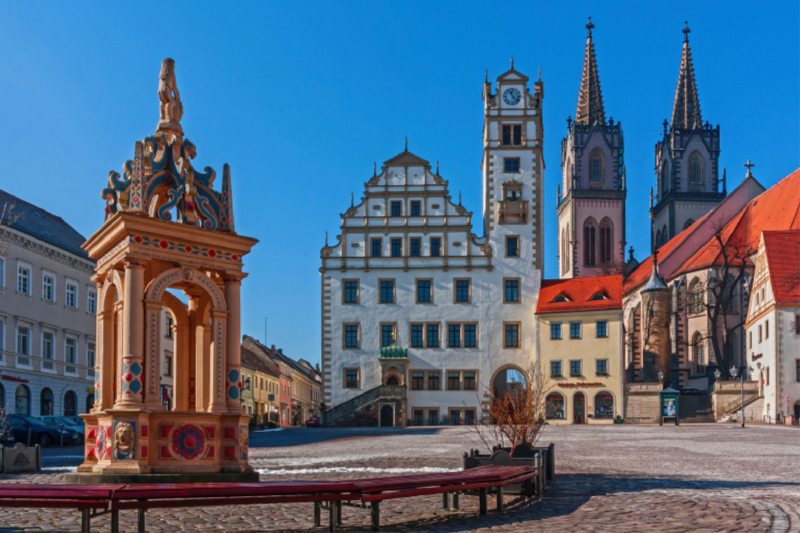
[762,230,800,305]
[383,149,429,168]
[673,169,800,276]
[671,23,703,130]
[537,275,622,314]
[241,346,280,378]
[0,188,90,259]
[575,19,606,126]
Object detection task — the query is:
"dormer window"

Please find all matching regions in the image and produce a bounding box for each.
[502,125,522,146]
[553,295,569,303]
[590,294,607,301]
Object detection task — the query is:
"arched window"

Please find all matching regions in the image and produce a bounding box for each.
[683,218,695,231]
[565,224,571,271]
[15,384,30,415]
[661,225,668,245]
[661,160,670,196]
[560,229,565,274]
[40,388,54,416]
[689,151,704,190]
[599,218,614,265]
[583,217,598,267]
[589,148,605,187]
[688,278,704,315]
[566,159,573,191]
[594,391,614,419]
[385,376,399,386]
[64,390,77,417]
[655,230,662,249]
[692,332,706,373]
[546,393,565,419]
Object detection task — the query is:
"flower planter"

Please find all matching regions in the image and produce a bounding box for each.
[463,442,554,496]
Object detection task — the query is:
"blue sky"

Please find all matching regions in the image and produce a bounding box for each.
[1,2,797,364]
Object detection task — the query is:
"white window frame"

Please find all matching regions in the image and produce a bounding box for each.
[0,318,6,366]
[87,289,97,314]
[0,257,6,288]
[42,271,56,302]
[65,280,78,309]
[65,336,77,364]
[87,341,96,368]
[41,330,55,360]
[16,325,30,355]
[17,262,32,295]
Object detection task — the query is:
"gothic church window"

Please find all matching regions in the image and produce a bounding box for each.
[655,230,662,249]
[683,218,695,231]
[688,278,704,315]
[599,218,613,265]
[502,125,522,146]
[689,152,704,191]
[692,332,706,373]
[589,148,605,188]
[661,160,670,196]
[583,217,598,267]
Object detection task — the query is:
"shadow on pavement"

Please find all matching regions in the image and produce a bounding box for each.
[249,427,444,448]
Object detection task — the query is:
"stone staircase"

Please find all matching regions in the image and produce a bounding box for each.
[679,393,716,423]
[721,395,764,423]
[323,385,406,427]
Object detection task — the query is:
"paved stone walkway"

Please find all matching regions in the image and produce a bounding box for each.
[1,424,798,532]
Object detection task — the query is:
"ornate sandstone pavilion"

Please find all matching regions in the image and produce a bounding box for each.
[73,59,258,479]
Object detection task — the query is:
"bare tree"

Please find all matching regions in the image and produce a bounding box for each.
[469,361,554,453]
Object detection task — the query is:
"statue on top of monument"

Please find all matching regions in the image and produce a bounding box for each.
[157,58,183,135]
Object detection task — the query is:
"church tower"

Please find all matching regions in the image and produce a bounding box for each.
[651,22,723,249]
[557,19,626,278]
[481,58,545,271]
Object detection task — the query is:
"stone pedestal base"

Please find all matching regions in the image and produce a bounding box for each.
[64,471,259,485]
[78,409,251,476]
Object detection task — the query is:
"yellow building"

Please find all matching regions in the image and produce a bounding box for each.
[536,276,624,424]
[241,345,281,425]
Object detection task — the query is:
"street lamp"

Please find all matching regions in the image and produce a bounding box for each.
[657,370,664,384]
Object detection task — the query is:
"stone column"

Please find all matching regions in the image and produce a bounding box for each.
[224,277,243,411]
[143,300,164,410]
[208,311,228,414]
[96,308,114,411]
[173,320,190,411]
[116,260,146,408]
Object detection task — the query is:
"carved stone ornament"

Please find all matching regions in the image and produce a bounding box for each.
[480,243,493,257]
[101,59,236,234]
[114,422,135,458]
[238,430,249,459]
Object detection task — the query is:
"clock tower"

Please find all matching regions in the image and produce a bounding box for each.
[481,58,545,272]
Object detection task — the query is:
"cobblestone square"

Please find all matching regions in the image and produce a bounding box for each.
[1,424,798,532]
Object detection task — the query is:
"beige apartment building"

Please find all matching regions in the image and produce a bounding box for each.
[0,190,97,417]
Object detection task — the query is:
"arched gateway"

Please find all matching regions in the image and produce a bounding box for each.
[74,59,257,479]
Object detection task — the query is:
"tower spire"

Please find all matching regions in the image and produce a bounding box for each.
[670,21,702,130]
[575,17,606,126]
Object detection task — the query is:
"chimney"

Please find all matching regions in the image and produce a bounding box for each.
[271,344,276,350]
[278,348,283,355]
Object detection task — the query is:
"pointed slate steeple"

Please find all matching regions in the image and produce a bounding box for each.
[575,17,605,126]
[670,22,703,130]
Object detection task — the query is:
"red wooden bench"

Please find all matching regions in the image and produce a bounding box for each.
[0,484,124,533]
[0,465,537,532]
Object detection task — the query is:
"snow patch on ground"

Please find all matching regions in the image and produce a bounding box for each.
[41,466,78,472]
[256,466,462,476]
[251,428,284,433]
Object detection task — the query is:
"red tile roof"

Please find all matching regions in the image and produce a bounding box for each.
[674,169,800,276]
[536,275,622,314]
[624,168,800,293]
[241,346,280,378]
[762,230,800,305]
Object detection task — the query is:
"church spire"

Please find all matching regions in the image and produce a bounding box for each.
[670,22,703,130]
[575,17,605,126]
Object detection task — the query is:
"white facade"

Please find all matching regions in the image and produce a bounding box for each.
[744,231,800,422]
[321,66,545,423]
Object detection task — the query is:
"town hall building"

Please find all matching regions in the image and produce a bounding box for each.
[320,62,545,426]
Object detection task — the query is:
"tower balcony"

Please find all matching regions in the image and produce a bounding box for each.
[497,200,529,224]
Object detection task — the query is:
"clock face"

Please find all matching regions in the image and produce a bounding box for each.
[503,88,521,106]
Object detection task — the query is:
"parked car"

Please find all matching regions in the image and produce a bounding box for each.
[7,415,81,447]
[305,416,321,428]
[40,416,85,444]
[65,416,85,427]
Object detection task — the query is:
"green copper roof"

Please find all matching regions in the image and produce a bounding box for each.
[379,343,407,359]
